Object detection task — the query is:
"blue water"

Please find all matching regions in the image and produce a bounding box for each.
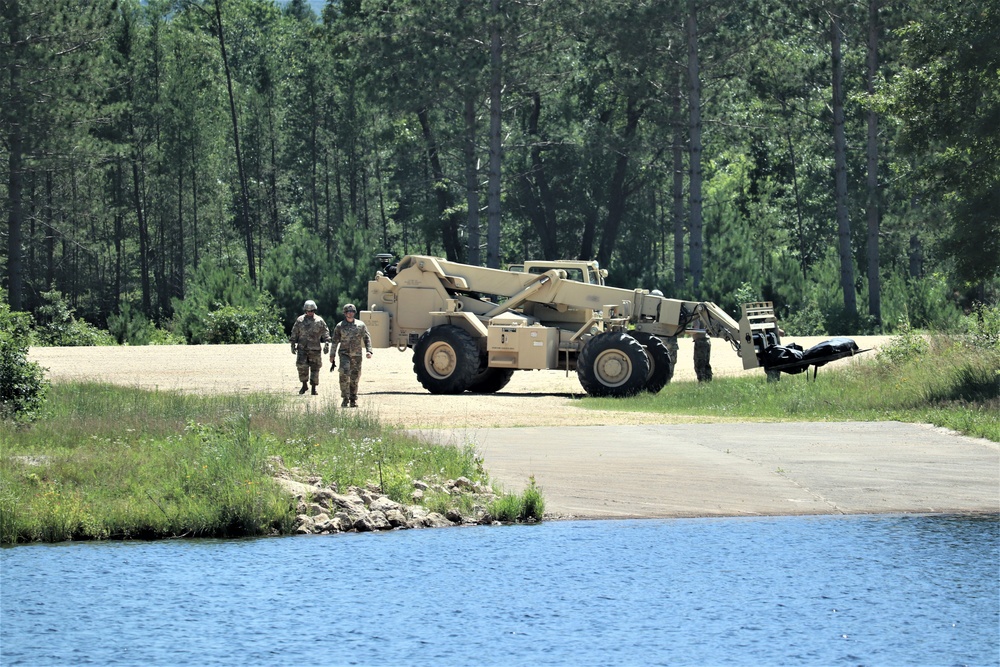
[2,514,998,667]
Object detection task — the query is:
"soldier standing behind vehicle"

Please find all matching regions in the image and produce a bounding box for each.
[329,303,372,407]
[290,299,331,395]
[652,289,712,383]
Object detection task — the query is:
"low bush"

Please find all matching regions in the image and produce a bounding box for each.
[0,295,49,423]
[33,290,116,347]
[107,303,184,346]
[201,299,285,344]
[963,301,1000,351]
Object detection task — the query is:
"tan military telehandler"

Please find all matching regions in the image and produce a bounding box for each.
[359,254,795,397]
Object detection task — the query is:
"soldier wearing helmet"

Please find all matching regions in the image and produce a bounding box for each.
[329,303,373,407]
[289,299,331,395]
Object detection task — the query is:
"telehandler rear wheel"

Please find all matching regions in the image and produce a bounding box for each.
[630,331,674,393]
[413,325,479,394]
[577,332,650,397]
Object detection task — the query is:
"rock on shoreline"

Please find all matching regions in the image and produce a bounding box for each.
[270,458,499,535]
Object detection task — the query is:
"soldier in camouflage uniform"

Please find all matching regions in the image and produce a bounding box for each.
[693,331,712,382]
[290,299,331,395]
[329,303,372,407]
[652,288,710,383]
[663,333,712,382]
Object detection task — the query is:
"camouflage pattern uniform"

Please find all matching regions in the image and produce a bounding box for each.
[693,331,712,382]
[666,332,712,382]
[664,335,679,385]
[290,311,331,391]
[331,315,372,407]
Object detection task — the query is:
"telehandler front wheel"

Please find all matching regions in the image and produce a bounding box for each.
[630,331,674,393]
[413,325,479,394]
[577,332,650,397]
[468,365,515,394]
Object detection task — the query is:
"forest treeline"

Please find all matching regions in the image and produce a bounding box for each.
[2,0,998,340]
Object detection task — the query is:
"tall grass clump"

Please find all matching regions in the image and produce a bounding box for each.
[488,477,545,523]
[0,385,495,544]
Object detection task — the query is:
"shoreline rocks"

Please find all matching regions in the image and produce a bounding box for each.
[270,458,499,534]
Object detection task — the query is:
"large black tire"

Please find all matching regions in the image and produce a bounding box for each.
[577,332,650,397]
[467,365,515,394]
[413,325,479,394]
[629,331,674,393]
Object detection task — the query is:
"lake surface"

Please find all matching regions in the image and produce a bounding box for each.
[2,514,998,667]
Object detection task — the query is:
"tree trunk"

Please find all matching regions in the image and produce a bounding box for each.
[865,0,882,326]
[597,96,642,269]
[672,74,685,294]
[687,0,704,291]
[486,0,503,268]
[4,3,24,310]
[832,12,857,317]
[131,152,152,316]
[417,107,461,261]
[463,93,481,265]
[214,0,255,283]
[779,99,808,281]
[524,91,559,260]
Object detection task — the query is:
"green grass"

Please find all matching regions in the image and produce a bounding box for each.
[584,337,1000,442]
[487,476,545,523]
[0,384,498,544]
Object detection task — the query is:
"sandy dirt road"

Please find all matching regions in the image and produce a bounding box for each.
[29,336,1000,519]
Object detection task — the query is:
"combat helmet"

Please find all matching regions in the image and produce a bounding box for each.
[343,303,357,313]
[303,299,317,311]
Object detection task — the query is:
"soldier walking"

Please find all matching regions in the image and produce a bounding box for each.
[290,299,331,395]
[329,303,373,407]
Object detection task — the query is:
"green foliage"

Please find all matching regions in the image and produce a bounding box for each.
[32,291,116,347]
[878,0,1000,284]
[171,261,284,344]
[963,302,1000,351]
[202,299,285,345]
[5,0,997,345]
[0,295,49,423]
[107,302,184,345]
[519,476,545,522]
[876,319,931,366]
[781,299,828,336]
[487,477,545,523]
[0,385,494,543]
[488,494,522,523]
[261,226,343,331]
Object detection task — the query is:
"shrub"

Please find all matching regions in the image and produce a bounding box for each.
[488,494,522,523]
[964,301,1000,351]
[202,298,285,344]
[488,477,545,523]
[33,290,116,347]
[519,477,545,521]
[172,261,284,344]
[106,302,183,345]
[0,295,49,422]
[781,299,827,336]
[876,318,930,366]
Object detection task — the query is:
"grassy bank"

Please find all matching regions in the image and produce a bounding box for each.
[0,385,540,544]
[588,336,1000,442]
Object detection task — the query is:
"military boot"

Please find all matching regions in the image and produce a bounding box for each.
[311,385,318,395]
[349,397,358,408]
[341,398,349,408]
[299,382,309,394]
